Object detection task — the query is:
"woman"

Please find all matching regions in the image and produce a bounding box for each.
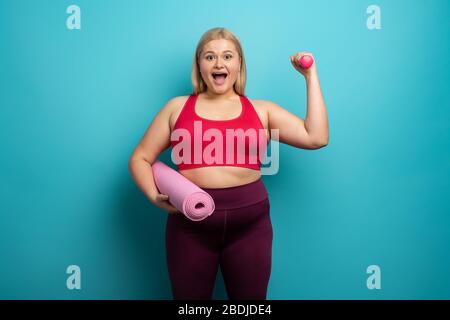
[128,27,328,300]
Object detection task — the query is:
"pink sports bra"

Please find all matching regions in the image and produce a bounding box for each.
[170,94,268,170]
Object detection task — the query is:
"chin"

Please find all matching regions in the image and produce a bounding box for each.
[208,85,228,92]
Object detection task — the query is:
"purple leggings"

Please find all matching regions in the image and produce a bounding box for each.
[165,178,272,300]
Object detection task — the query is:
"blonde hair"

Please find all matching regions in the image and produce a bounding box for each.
[191,27,247,96]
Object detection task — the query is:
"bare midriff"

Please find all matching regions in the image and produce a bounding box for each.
[170,96,267,188]
[179,166,261,188]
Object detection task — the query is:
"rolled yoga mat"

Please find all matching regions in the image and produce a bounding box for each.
[151,160,215,221]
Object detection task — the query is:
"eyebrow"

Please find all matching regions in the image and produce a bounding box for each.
[203,50,234,55]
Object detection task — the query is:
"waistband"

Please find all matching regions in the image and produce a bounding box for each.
[202,178,268,210]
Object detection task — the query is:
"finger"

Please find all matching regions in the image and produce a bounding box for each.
[158,199,177,210]
[159,202,176,213]
[292,56,303,71]
[156,194,169,201]
[294,53,305,65]
[165,204,180,214]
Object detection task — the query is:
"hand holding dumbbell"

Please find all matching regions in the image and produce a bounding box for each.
[290,52,316,78]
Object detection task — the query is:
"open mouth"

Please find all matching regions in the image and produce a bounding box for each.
[212,72,228,85]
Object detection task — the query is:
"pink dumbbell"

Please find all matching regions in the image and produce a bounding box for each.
[297,55,314,69]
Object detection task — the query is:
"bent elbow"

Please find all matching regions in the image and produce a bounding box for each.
[128,154,142,173]
[312,139,328,149]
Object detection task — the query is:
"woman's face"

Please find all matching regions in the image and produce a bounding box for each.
[198,39,241,95]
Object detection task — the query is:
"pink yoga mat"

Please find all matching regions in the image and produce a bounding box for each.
[151,160,215,221]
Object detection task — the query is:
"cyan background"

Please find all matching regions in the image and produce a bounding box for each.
[1,0,449,299]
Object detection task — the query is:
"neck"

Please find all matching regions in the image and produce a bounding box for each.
[203,88,239,101]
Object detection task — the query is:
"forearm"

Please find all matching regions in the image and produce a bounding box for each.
[128,158,159,202]
[304,73,329,145]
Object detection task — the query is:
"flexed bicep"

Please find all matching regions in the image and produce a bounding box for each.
[266,100,320,149]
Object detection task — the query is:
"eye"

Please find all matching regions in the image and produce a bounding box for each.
[224,54,233,60]
[205,55,215,61]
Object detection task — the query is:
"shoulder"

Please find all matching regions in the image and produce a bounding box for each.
[249,98,283,115]
[247,98,280,130]
[161,95,190,116]
[165,95,190,110]
[167,95,191,130]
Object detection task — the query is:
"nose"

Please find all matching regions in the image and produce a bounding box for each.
[214,57,225,68]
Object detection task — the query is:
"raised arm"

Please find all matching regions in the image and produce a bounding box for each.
[265,52,329,150]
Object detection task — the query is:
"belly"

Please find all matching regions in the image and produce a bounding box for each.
[179,166,261,188]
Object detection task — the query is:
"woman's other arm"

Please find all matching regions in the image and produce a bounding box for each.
[128,97,180,214]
